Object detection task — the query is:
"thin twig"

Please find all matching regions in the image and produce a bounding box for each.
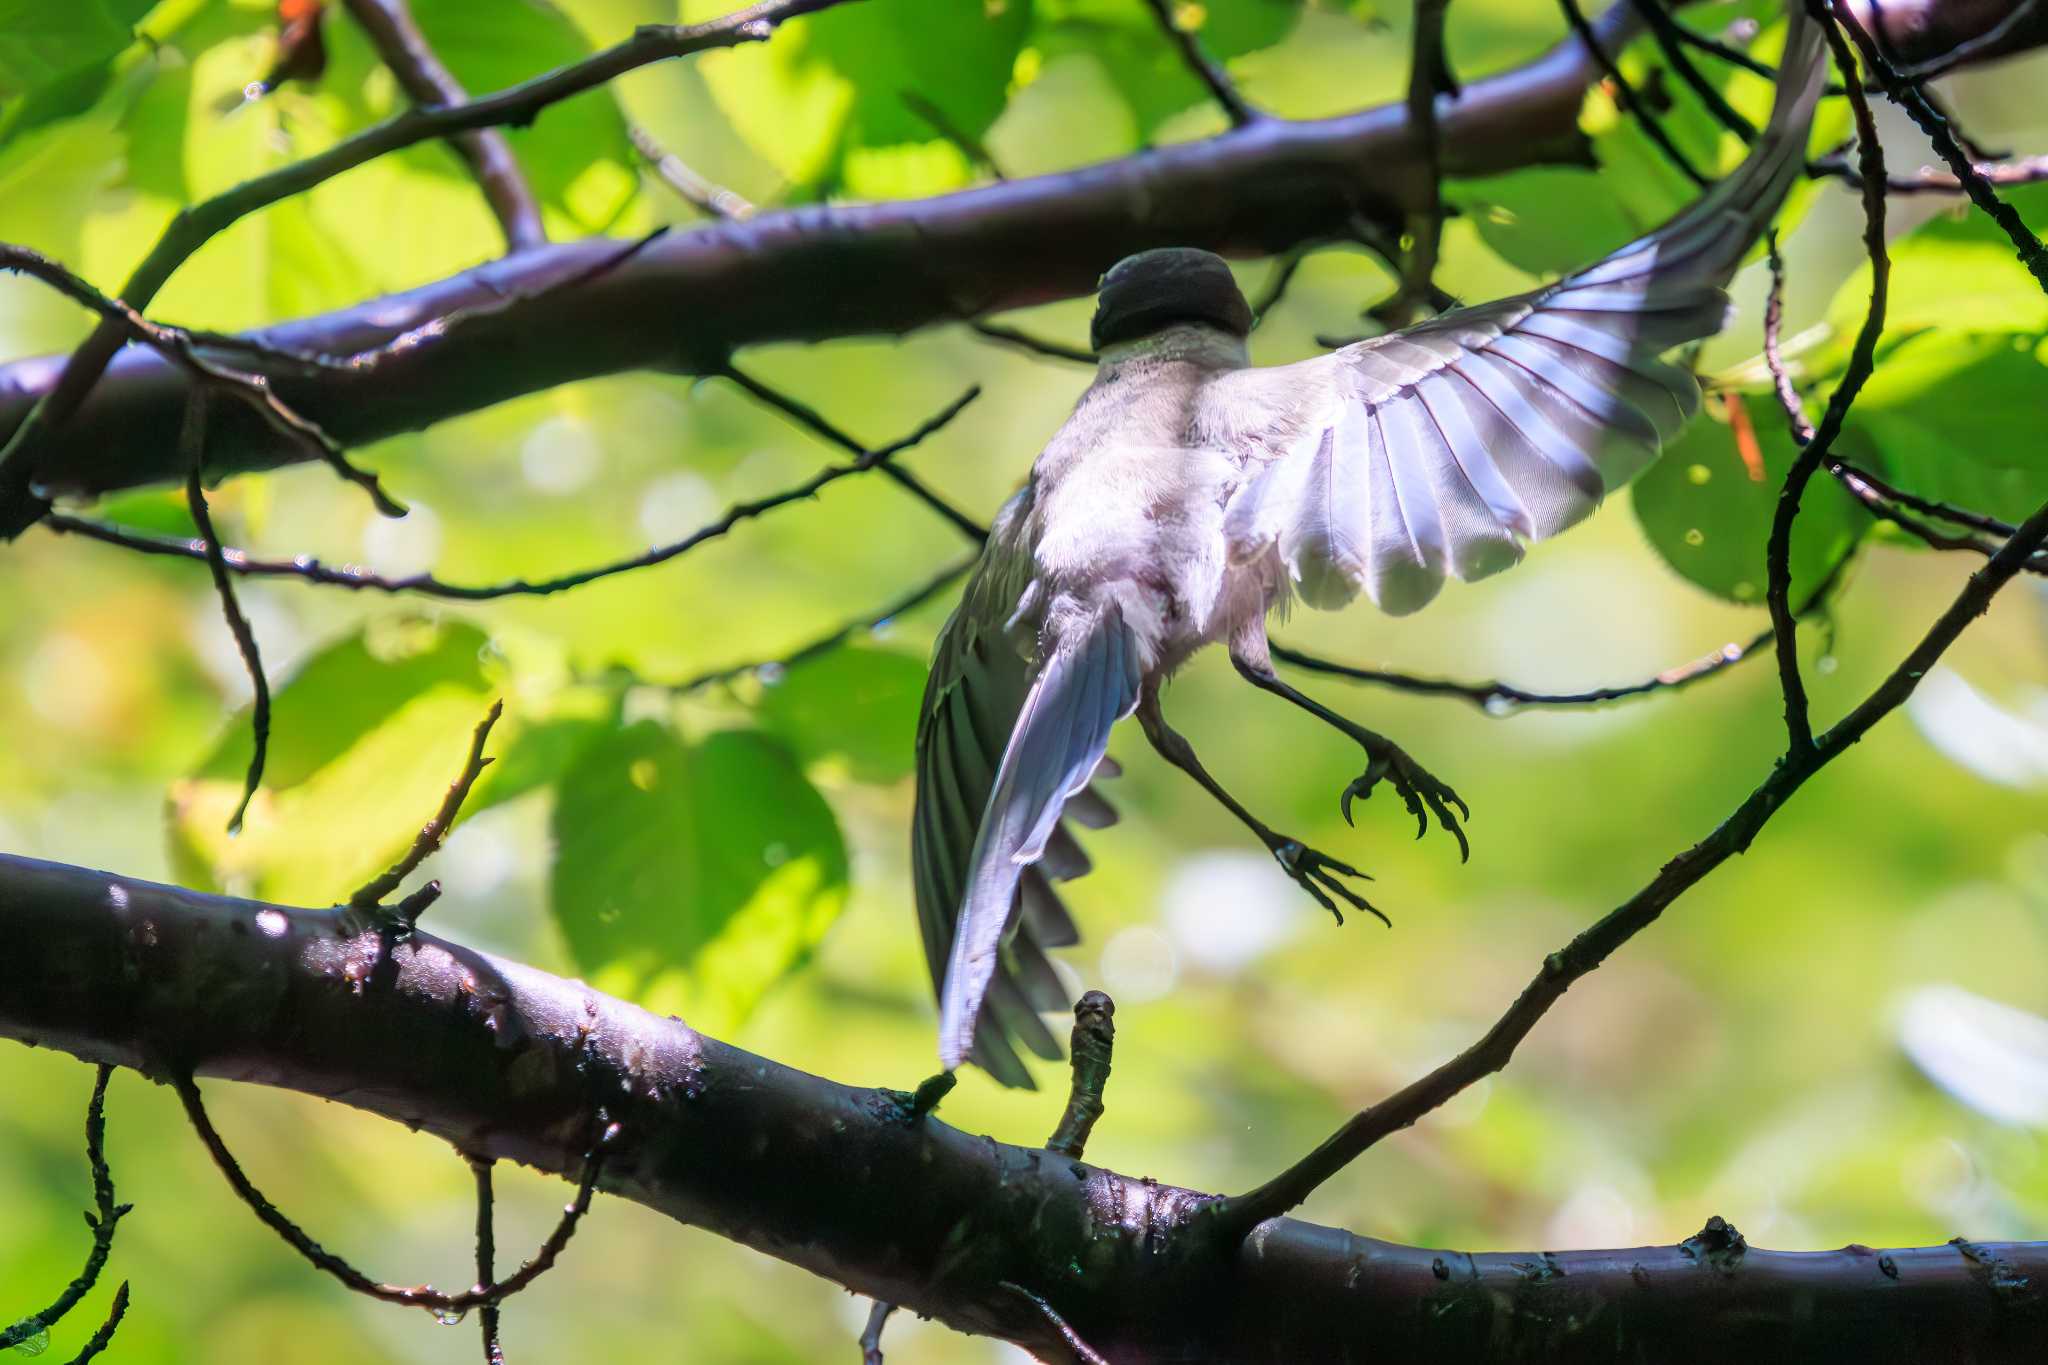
[720,369,988,543]
[1218,493,2048,1236]
[1809,149,2048,195]
[1045,993,1115,1161]
[471,1158,505,1365]
[184,394,271,835]
[664,557,973,694]
[340,0,547,252]
[1891,0,2042,78]
[998,1283,1110,1365]
[1761,230,1814,442]
[901,91,1007,179]
[58,1282,127,1365]
[0,0,860,533]
[859,1300,894,1365]
[1374,0,1456,328]
[50,393,980,600]
[1140,0,1261,127]
[966,320,1094,365]
[1,1066,129,1352]
[0,243,403,516]
[628,124,756,219]
[1766,3,1887,756]
[176,1075,609,1315]
[1560,0,1709,186]
[348,700,503,913]
[1630,0,1757,138]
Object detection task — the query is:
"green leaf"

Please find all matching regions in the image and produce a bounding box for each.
[550,722,848,1034]
[1849,331,2048,525]
[0,0,151,102]
[757,646,927,784]
[1825,184,2048,344]
[687,0,1030,191]
[169,620,498,902]
[1032,0,1301,139]
[1632,393,1869,603]
[1447,168,1641,278]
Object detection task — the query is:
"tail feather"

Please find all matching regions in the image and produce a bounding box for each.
[937,607,1142,1074]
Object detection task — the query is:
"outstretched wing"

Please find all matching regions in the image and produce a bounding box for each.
[1219,9,1828,616]
[911,492,1123,1088]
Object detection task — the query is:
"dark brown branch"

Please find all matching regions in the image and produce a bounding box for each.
[340,0,548,252]
[47,392,980,600]
[1761,230,1815,442]
[663,557,973,694]
[1045,992,1115,1160]
[1560,0,1710,186]
[5,853,2048,1361]
[1140,0,1262,128]
[470,1158,505,1365]
[627,124,756,219]
[349,700,503,914]
[1223,489,2048,1235]
[1,1066,129,1352]
[176,1073,606,1315]
[1377,0,1456,328]
[999,1284,1110,1365]
[720,369,987,542]
[1837,1,2048,288]
[1810,148,2048,192]
[184,395,271,835]
[58,1282,127,1365]
[1632,0,1758,137]
[0,2,1660,520]
[1766,4,1887,757]
[0,0,860,535]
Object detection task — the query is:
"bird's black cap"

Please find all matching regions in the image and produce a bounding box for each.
[1090,248,1254,352]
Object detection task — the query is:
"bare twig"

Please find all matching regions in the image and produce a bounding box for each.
[471,1158,505,1365]
[628,124,756,219]
[57,1281,128,1365]
[0,242,402,516]
[50,392,980,600]
[966,320,1094,365]
[999,1283,1110,1365]
[0,0,861,533]
[901,92,1007,179]
[1375,0,1456,329]
[184,395,271,835]
[340,0,547,252]
[1045,993,1115,1161]
[1,1066,129,1352]
[348,700,503,914]
[1140,0,1261,128]
[664,556,973,694]
[859,1300,894,1365]
[175,1074,609,1315]
[1631,0,1757,138]
[1560,0,1709,186]
[1221,489,2048,1235]
[1891,0,2042,78]
[1766,4,1888,756]
[1810,148,2048,194]
[720,369,987,542]
[1761,230,1815,442]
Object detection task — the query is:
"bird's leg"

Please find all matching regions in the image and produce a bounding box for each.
[1229,636,1471,861]
[1135,689,1381,924]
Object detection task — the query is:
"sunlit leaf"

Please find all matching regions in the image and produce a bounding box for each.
[1032,0,1301,139]
[756,646,927,784]
[550,722,848,1034]
[1631,392,1869,603]
[0,0,152,103]
[1850,331,2048,525]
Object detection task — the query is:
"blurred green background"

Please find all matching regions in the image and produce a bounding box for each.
[4,0,2048,1360]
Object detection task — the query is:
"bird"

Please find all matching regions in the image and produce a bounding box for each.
[912,9,1829,1087]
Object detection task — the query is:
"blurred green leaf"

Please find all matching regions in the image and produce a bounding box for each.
[550,722,848,1033]
[168,620,500,902]
[1851,331,2048,525]
[1632,392,1869,603]
[757,646,926,783]
[686,0,1029,191]
[1447,168,1639,278]
[1033,0,1301,138]
[0,0,151,102]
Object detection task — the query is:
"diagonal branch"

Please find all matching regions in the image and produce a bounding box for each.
[1,1066,129,1352]
[348,700,503,915]
[1560,0,1709,186]
[1140,0,1262,128]
[340,0,548,252]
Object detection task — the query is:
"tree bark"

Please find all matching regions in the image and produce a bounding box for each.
[3,851,2042,1363]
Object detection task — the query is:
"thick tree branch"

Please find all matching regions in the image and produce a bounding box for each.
[2,852,2046,1362]
[340,0,548,253]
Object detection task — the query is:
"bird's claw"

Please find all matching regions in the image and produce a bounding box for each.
[1341,744,1471,863]
[1270,838,1387,927]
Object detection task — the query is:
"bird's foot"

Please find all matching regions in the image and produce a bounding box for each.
[1341,741,1471,862]
[1266,837,1386,926]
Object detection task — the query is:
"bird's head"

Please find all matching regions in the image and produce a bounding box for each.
[1089,248,1254,353]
